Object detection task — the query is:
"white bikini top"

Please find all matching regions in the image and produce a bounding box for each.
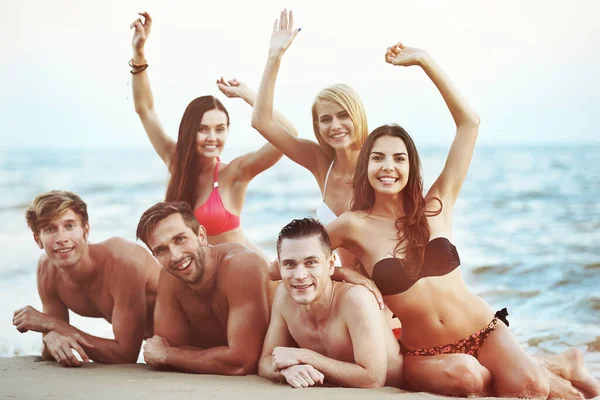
[315,159,342,266]
[315,159,338,225]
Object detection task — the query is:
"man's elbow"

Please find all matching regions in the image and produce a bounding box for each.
[229,359,258,376]
[358,372,386,389]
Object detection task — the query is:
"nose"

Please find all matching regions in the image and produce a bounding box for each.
[207,129,217,140]
[169,245,183,265]
[331,117,342,130]
[55,227,68,243]
[293,264,308,280]
[382,158,394,171]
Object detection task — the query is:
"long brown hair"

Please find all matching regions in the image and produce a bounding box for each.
[165,96,230,206]
[351,124,441,275]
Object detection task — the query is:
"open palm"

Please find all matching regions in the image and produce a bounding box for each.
[385,42,427,67]
[269,9,300,54]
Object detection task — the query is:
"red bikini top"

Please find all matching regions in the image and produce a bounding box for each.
[193,158,241,236]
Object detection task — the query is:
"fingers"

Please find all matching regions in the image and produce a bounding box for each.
[272,19,278,33]
[307,367,324,384]
[279,10,285,30]
[73,333,95,349]
[299,369,315,386]
[130,18,142,30]
[289,10,294,29]
[70,341,90,364]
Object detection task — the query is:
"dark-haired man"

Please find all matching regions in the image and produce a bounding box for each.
[136,201,270,375]
[259,217,404,388]
[13,190,160,367]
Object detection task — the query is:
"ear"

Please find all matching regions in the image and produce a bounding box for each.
[327,252,336,276]
[33,233,43,249]
[197,225,208,245]
[83,223,90,241]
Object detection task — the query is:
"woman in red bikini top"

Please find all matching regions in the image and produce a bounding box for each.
[129,12,297,257]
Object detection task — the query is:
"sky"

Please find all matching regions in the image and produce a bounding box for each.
[1,0,599,151]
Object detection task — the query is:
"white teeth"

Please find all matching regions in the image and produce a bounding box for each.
[55,248,72,253]
[331,133,346,139]
[378,177,397,184]
[294,284,312,289]
[175,258,192,270]
[204,145,217,150]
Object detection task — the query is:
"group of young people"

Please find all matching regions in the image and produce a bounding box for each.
[12,9,600,399]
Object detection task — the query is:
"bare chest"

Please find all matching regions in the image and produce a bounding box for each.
[179,289,229,348]
[287,314,355,363]
[57,282,114,322]
[355,220,404,275]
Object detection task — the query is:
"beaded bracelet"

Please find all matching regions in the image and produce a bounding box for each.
[129,58,147,68]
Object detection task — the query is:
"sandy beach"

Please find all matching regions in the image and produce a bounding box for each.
[1,356,488,400]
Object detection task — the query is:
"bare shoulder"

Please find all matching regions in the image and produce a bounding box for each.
[36,253,59,288]
[217,243,268,288]
[95,237,154,266]
[337,283,378,315]
[221,243,268,273]
[92,238,159,284]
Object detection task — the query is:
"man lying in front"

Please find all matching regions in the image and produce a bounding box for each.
[258,217,404,388]
[136,201,270,375]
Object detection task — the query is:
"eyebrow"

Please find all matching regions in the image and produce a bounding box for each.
[371,151,408,156]
[151,232,186,253]
[199,123,227,127]
[281,255,319,264]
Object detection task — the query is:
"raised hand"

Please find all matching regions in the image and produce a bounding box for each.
[43,331,94,368]
[281,364,325,388]
[269,9,301,55]
[384,42,428,67]
[216,77,250,100]
[130,11,152,54]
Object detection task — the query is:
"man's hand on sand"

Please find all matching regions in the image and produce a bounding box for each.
[13,305,55,333]
[281,364,324,388]
[43,331,93,367]
[143,335,170,367]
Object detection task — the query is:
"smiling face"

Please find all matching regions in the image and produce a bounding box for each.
[147,213,207,285]
[35,209,89,270]
[367,135,410,195]
[196,109,229,158]
[314,100,355,150]
[278,235,335,305]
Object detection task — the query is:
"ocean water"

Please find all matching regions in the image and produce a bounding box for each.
[1,145,599,377]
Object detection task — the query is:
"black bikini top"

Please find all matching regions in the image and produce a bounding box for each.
[371,237,460,296]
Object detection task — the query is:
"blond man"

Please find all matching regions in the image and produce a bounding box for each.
[13,191,160,366]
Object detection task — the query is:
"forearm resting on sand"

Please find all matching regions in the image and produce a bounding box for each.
[162,345,256,376]
[48,320,140,364]
[292,348,385,388]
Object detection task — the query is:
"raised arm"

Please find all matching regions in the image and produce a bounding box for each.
[147,253,270,375]
[130,12,175,165]
[216,77,296,181]
[251,9,330,177]
[385,43,480,208]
